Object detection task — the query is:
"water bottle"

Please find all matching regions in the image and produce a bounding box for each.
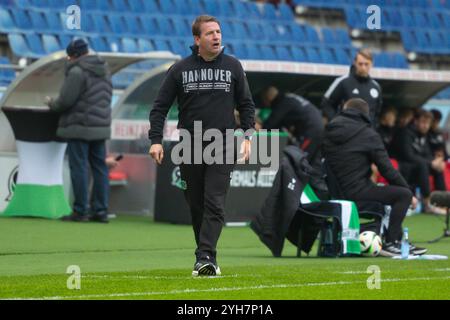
[401,227,410,259]
[414,187,422,214]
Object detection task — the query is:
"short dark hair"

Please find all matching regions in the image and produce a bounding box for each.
[344,98,370,115]
[66,39,88,58]
[415,109,433,121]
[192,15,220,37]
[430,109,442,121]
[355,48,373,62]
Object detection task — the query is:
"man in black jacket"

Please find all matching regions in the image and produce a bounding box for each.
[392,109,446,211]
[323,98,427,256]
[320,49,382,125]
[258,86,324,171]
[45,39,113,223]
[149,15,255,277]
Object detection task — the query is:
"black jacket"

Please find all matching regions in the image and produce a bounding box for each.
[428,128,448,160]
[392,124,433,166]
[377,124,396,157]
[263,93,323,140]
[320,65,382,124]
[149,46,255,144]
[323,108,408,198]
[49,55,112,140]
[250,146,327,257]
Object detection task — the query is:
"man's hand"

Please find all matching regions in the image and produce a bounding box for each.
[44,96,53,106]
[149,144,164,165]
[411,196,418,210]
[431,157,445,172]
[237,139,251,163]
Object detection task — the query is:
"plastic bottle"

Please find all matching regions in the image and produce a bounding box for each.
[401,227,410,259]
[414,187,422,214]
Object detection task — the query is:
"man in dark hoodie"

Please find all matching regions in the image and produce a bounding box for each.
[258,86,324,171]
[323,98,427,257]
[320,49,382,125]
[148,15,255,277]
[45,39,113,223]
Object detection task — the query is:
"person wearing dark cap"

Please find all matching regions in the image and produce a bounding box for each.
[323,98,427,257]
[45,39,113,223]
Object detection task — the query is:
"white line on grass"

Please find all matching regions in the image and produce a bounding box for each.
[82,274,242,280]
[4,276,450,300]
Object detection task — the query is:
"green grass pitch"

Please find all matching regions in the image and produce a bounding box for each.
[0,214,449,300]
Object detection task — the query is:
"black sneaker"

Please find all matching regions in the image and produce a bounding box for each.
[409,242,427,256]
[89,212,109,223]
[380,241,402,257]
[61,212,89,222]
[192,260,221,277]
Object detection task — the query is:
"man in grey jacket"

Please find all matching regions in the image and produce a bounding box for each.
[45,39,113,223]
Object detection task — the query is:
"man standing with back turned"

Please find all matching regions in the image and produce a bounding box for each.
[149,15,255,277]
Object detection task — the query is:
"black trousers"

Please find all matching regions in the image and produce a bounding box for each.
[399,161,446,197]
[178,135,236,263]
[349,185,413,243]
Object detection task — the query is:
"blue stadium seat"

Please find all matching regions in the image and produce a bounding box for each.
[29,0,48,8]
[11,8,33,29]
[121,37,139,53]
[88,36,110,52]
[335,47,350,65]
[303,25,320,44]
[218,0,236,17]
[230,42,248,59]
[109,14,127,34]
[273,23,293,42]
[128,0,145,13]
[320,47,337,64]
[260,44,277,60]
[47,0,74,9]
[275,46,293,61]
[159,0,175,14]
[391,52,409,68]
[123,15,142,34]
[221,20,235,39]
[305,47,322,63]
[111,0,130,12]
[290,23,306,42]
[233,1,250,19]
[247,22,265,40]
[244,1,263,19]
[25,33,46,56]
[58,34,72,49]
[278,3,295,20]
[156,16,175,36]
[137,38,154,52]
[98,0,113,11]
[291,45,308,62]
[91,13,111,33]
[142,0,159,13]
[29,10,48,31]
[335,28,351,47]
[152,38,171,51]
[140,15,158,35]
[400,9,416,28]
[233,21,249,40]
[246,44,263,60]
[44,11,62,31]
[261,3,278,20]
[262,23,278,41]
[42,34,61,53]
[169,39,190,57]
[321,28,336,44]
[78,0,99,11]
[0,0,14,7]
[344,6,365,29]
[202,0,220,16]
[172,0,194,16]
[0,8,16,32]
[172,17,191,37]
[400,30,416,51]
[106,36,121,52]
[8,33,34,58]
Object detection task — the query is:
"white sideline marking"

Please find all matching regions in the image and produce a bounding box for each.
[82,274,241,280]
[4,276,450,300]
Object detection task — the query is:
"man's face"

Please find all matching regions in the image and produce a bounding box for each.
[195,22,222,59]
[415,116,432,135]
[354,54,372,78]
[382,111,396,127]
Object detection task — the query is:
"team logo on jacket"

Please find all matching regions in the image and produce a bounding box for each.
[370,88,379,98]
[287,178,296,191]
[171,166,187,190]
[182,69,232,93]
[5,165,18,201]
[352,88,359,94]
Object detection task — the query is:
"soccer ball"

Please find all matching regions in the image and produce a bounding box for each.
[359,231,382,257]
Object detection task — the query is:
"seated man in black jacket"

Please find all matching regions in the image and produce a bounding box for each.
[392,109,446,211]
[323,98,427,257]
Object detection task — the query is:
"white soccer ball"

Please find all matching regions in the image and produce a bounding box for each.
[359,231,382,257]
